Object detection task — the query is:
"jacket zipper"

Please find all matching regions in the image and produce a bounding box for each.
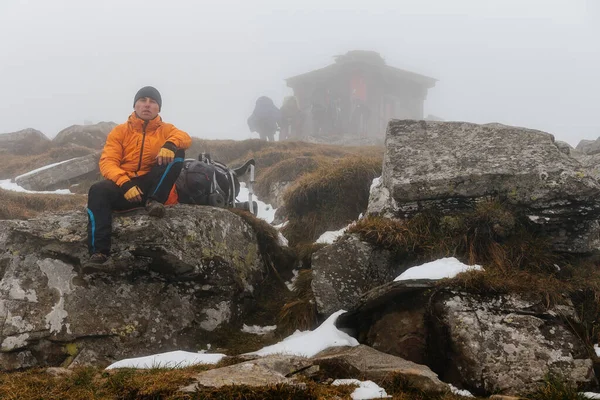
[136,121,148,172]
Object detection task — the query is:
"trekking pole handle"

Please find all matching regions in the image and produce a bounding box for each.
[248,164,255,215]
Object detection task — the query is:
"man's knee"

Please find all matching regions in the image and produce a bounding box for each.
[88,180,120,199]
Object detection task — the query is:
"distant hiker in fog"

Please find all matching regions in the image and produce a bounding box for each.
[280,96,303,140]
[247,96,281,141]
[85,86,192,265]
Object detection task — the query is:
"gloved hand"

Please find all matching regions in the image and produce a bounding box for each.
[156,147,175,166]
[124,185,143,203]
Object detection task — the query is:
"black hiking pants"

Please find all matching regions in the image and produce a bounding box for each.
[86,150,185,255]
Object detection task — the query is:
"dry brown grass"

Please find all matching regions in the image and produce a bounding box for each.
[278,269,319,336]
[0,188,86,220]
[0,365,478,400]
[281,155,382,246]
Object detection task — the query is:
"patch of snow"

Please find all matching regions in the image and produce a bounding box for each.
[595,344,600,357]
[528,215,549,222]
[285,269,300,291]
[14,158,77,179]
[241,324,277,335]
[0,179,72,195]
[448,383,475,397]
[274,221,288,229]
[277,232,288,247]
[332,379,391,399]
[238,184,276,223]
[105,350,226,370]
[316,225,349,244]
[370,177,381,193]
[582,393,600,399]
[394,257,483,282]
[246,310,358,358]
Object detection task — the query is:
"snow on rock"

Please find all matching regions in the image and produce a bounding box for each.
[448,383,475,397]
[370,177,381,193]
[285,269,300,291]
[316,225,350,244]
[595,344,600,357]
[14,158,77,180]
[582,393,600,399]
[105,350,226,370]
[394,257,483,282]
[246,310,358,358]
[274,221,288,229]
[241,324,277,335]
[238,184,276,223]
[277,232,289,247]
[333,379,391,399]
[0,179,72,194]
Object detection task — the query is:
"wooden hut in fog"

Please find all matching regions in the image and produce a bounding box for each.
[285,50,437,137]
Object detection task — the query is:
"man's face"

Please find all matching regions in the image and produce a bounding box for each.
[134,97,160,120]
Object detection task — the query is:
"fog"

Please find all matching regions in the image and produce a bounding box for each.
[0,0,598,146]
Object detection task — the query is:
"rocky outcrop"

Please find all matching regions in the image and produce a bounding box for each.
[180,355,313,391]
[0,206,266,370]
[181,345,447,394]
[576,138,600,155]
[337,282,596,396]
[311,234,394,316]
[368,120,600,253]
[313,345,448,393]
[0,128,51,155]
[53,122,116,150]
[432,291,595,395]
[14,153,100,191]
[555,140,578,156]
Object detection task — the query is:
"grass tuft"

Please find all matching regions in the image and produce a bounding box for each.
[281,155,382,245]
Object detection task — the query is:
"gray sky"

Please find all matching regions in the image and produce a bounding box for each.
[0,0,598,146]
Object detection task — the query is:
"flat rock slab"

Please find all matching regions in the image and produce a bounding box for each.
[369,120,600,253]
[15,153,100,191]
[180,355,312,391]
[313,345,448,393]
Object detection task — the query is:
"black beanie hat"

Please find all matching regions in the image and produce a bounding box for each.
[133,86,162,111]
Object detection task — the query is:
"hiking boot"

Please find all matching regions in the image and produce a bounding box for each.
[88,253,109,265]
[145,200,165,218]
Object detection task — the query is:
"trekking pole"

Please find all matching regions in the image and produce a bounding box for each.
[248,164,255,215]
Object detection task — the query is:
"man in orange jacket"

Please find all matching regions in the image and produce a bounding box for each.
[86,86,192,264]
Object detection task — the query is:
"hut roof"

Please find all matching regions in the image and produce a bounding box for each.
[286,50,437,89]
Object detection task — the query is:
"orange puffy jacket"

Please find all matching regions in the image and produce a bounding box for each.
[99,112,192,203]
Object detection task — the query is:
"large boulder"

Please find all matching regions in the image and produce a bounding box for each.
[311,234,394,316]
[338,283,596,396]
[53,122,116,150]
[0,128,51,155]
[181,345,448,394]
[431,291,596,395]
[14,153,100,191]
[368,120,600,253]
[0,206,266,370]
